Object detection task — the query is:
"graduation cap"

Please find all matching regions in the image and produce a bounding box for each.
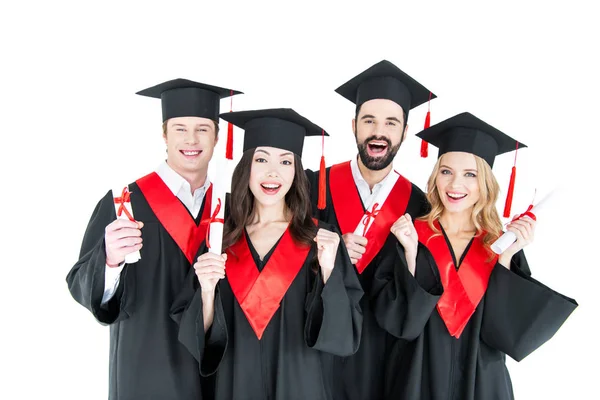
[335,60,437,157]
[220,108,329,209]
[137,79,242,159]
[415,112,526,217]
[136,78,242,122]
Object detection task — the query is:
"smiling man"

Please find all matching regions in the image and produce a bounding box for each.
[66,78,241,400]
[306,60,438,400]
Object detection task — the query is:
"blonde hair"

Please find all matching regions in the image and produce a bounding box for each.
[421,153,503,252]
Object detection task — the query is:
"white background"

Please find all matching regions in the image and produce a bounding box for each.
[1,1,597,399]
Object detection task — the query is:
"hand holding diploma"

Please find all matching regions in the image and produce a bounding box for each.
[109,186,142,264]
[492,190,554,255]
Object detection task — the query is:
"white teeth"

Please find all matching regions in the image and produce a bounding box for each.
[182,151,200,156]
[447,192,466,199]
[262,184,280,189]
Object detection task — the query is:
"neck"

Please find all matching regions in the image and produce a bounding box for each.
[357,156,393,190]
[439,210,476,235]
[252,199,289,225]
[166,161,208,193]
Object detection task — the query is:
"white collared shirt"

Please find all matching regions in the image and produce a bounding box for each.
[350,156,397,211]
[102,161,211,305]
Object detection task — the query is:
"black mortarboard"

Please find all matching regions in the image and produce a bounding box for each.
[335,60,436,117]
[415,112,525,168]
[136,78,242,122]
[416,112,527,217]
[219,108,328,157]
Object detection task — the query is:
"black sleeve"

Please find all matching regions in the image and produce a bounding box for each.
[371,241,443,340]
[170,270,228,377]
[481,251,578,361]
[305,225,364,357]
[66,190,130,325]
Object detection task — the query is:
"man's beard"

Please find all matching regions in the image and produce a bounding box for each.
[356,133,401,171]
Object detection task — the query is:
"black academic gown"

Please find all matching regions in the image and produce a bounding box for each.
[305,165,435,400]
[381,227,578,400]
[174,220,364,400]
[66,182,212,400]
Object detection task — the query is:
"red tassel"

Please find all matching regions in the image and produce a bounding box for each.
[226,122,234,159]
[317,129,326,210]
[225,90,234,160]
[420,93,432,158]
[503,166,516,218]
[318,156,326,210]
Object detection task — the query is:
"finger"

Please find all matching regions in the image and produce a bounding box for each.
[110,236,143,248]
[196,266,226,275]
[107,219,140,231]
[109,227,142,239]
[194,258,226,270]
[196,252,228,263]
[198,272,226,281]
[347,234,368,246]
[115,243,143,256]
[509,220,530,238]
[347,249,363,260]
[508,225,525,243]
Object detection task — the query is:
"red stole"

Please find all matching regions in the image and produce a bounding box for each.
[329,161,412,273]
[414,220,498,338]
[226,225,312,340]
[136,172,212,264]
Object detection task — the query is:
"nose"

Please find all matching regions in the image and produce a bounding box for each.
[449,174,464,187]
[184,129,198,145]
[267,169,279,178]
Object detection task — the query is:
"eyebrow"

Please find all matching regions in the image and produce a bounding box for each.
[255,149,294,157]
[440,164,477,172]
[360,114,403,124]
[386,117,403,124]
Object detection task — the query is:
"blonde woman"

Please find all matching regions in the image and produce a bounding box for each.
[377,112,578,400]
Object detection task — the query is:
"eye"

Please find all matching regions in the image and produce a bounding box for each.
[254,157,267,163]
[176,128,186,132]
[465,172,477,178]
[386,121,396,126]
[440,169,451,175]
[196,128,208,133]
[281,159,292,165]
[364,119,374,124]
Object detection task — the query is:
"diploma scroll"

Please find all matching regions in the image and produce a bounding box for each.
[491,190,555,255]
[112,186,141,263]
[207,158,230,255]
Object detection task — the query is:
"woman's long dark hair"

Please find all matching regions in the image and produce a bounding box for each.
[222,148,318,251]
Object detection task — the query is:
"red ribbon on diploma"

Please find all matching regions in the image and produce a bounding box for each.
[114,187,134,221]
[361,203,381,236]
[201,197,225,249]
[510,204,537,224]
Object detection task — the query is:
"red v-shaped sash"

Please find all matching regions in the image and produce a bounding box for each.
[330,161,412,274]
[136,172,212,264]
[226,226,312,340]
[415,220,498,338]
[329,162,364,235]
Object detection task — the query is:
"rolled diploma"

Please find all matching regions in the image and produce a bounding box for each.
[112,186,141,263]
[491,190,554,254]
[207,159,229,255]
